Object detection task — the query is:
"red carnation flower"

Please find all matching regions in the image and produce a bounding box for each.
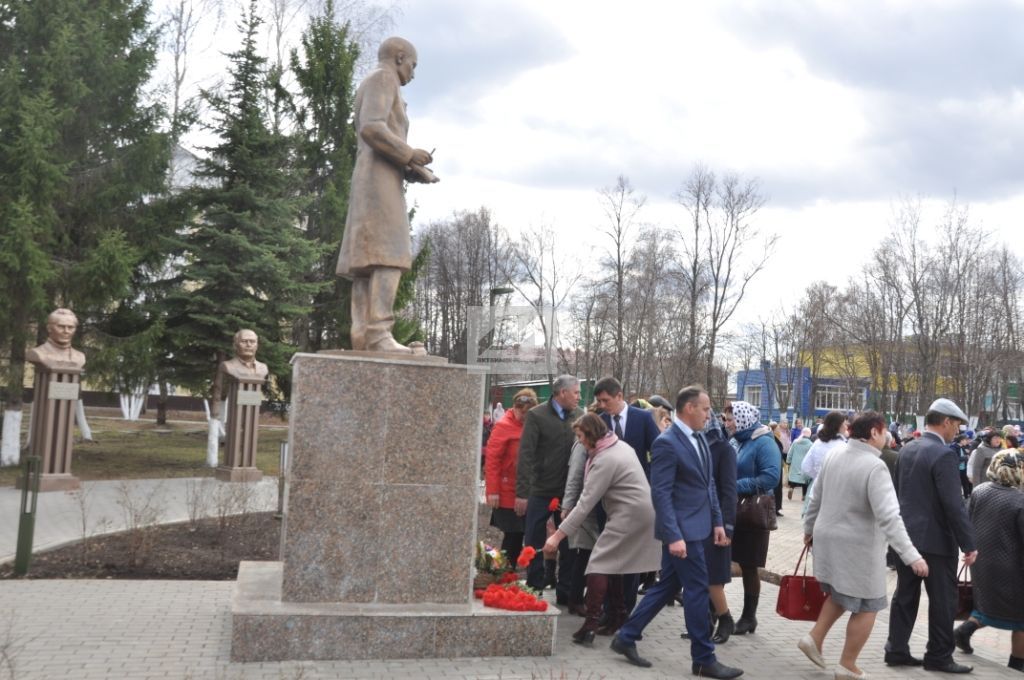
[548,497,560,512]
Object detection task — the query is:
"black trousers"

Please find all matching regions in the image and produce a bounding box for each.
[958,470,972,498]
[886,551,958,665]
[524,495,574,600]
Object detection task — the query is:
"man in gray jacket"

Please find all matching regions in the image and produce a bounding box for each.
[515,375,583,599]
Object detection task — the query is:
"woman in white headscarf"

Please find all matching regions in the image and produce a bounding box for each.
[728,400,781,635]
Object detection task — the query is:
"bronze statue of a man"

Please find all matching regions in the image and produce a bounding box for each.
[26,308,86,370]
[336,36,438,354]
[220,329,269,381]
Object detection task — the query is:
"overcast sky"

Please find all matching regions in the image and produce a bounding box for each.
[165,0,1024,344]
[382,0,1024,322]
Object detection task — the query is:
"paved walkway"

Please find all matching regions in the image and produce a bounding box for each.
[0,483,1013,679]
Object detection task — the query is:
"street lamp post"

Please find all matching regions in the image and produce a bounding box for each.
[484,286,514,411]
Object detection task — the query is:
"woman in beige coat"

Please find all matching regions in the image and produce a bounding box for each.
[544,413,662,645]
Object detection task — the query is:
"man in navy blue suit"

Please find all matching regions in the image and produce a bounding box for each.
[594,377,660,478]
[611,386,743,679]
[594,376,661,613]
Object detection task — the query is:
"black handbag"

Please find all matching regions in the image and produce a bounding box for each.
[955,563,973,621]
[736,492,778,531]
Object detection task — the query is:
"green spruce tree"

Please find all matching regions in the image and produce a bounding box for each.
[286,0,360,351]
[167,0,320,400]
[0,0,170,460]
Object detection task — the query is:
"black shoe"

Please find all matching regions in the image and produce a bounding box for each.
[681,629,691,640]
[691,660,744,678]
[572,629,595,646]
[923,659,973,673]
[733,617,757,634]
[954,621,977,654]
[885,652,924,666]
[733,594,758,634]
[610,635,652,668]
[713,612,735,644]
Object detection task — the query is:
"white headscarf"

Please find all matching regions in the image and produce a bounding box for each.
[731,400,760,431]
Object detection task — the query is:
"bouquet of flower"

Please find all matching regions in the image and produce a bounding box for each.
[474,541,513,588]
[474,583,549,612]
[474,541,510,575]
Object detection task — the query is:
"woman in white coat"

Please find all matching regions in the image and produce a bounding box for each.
[798,411,929,680]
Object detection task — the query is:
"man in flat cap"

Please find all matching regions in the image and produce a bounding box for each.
[885,398,977,674]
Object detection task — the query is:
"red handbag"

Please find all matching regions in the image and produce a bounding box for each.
[776,545,829,621]
[955,563,973,621]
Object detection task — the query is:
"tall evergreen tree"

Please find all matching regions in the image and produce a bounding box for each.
[166,0,319,400]
[0,0,170,462]
[286,0,360,351]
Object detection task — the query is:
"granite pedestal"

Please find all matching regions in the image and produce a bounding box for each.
[230,352,557,661]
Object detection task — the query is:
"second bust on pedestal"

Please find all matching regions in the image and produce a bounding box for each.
[336,36,438,355]
[220,329,269,382]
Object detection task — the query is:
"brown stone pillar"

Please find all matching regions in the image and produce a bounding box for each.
[215,375,264,483]
[20,365,82,492]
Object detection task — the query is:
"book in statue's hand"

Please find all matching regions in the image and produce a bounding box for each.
[407,163,440,183]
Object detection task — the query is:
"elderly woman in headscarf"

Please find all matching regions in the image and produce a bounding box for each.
[953,449,1024,673]
[729,400,781,635]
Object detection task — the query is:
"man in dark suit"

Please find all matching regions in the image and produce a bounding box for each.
[594,376,661,612]
[885,398,978,674]
[594,377,660,478]
[515,374,583,600]
[610,386,742,679]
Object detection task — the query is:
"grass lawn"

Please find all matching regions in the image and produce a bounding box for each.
[0,415,288,487]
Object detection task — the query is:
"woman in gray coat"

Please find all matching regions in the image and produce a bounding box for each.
[799,411,928,680]
[544,413,661,645]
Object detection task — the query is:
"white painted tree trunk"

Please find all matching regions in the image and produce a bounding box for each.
[119,391,146,421]
[75,400,93,441]
[1,409,22,466]
[203,399,224,468]
[206,418,222,467]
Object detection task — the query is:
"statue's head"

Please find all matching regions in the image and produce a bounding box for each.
[47,308,78,349]
[233,329,259,362]
[379,37,418,85]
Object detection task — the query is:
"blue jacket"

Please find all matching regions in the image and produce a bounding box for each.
[733,425,781,495]
[650,423,723,544]
[601,405,660,478]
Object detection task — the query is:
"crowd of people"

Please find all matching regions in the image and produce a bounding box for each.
[481,378,1024,678]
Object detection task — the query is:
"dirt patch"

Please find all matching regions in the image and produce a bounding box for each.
[1,512,280,580]
[2,505,508,581]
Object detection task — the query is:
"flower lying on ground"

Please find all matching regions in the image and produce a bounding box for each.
[474,583,548,612]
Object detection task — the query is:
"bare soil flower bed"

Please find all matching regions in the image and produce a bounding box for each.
[2,506,505,581]
[0,512,280,580]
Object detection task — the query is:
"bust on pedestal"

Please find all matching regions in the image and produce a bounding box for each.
[21,308,86,492]
[214,329,268,483]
